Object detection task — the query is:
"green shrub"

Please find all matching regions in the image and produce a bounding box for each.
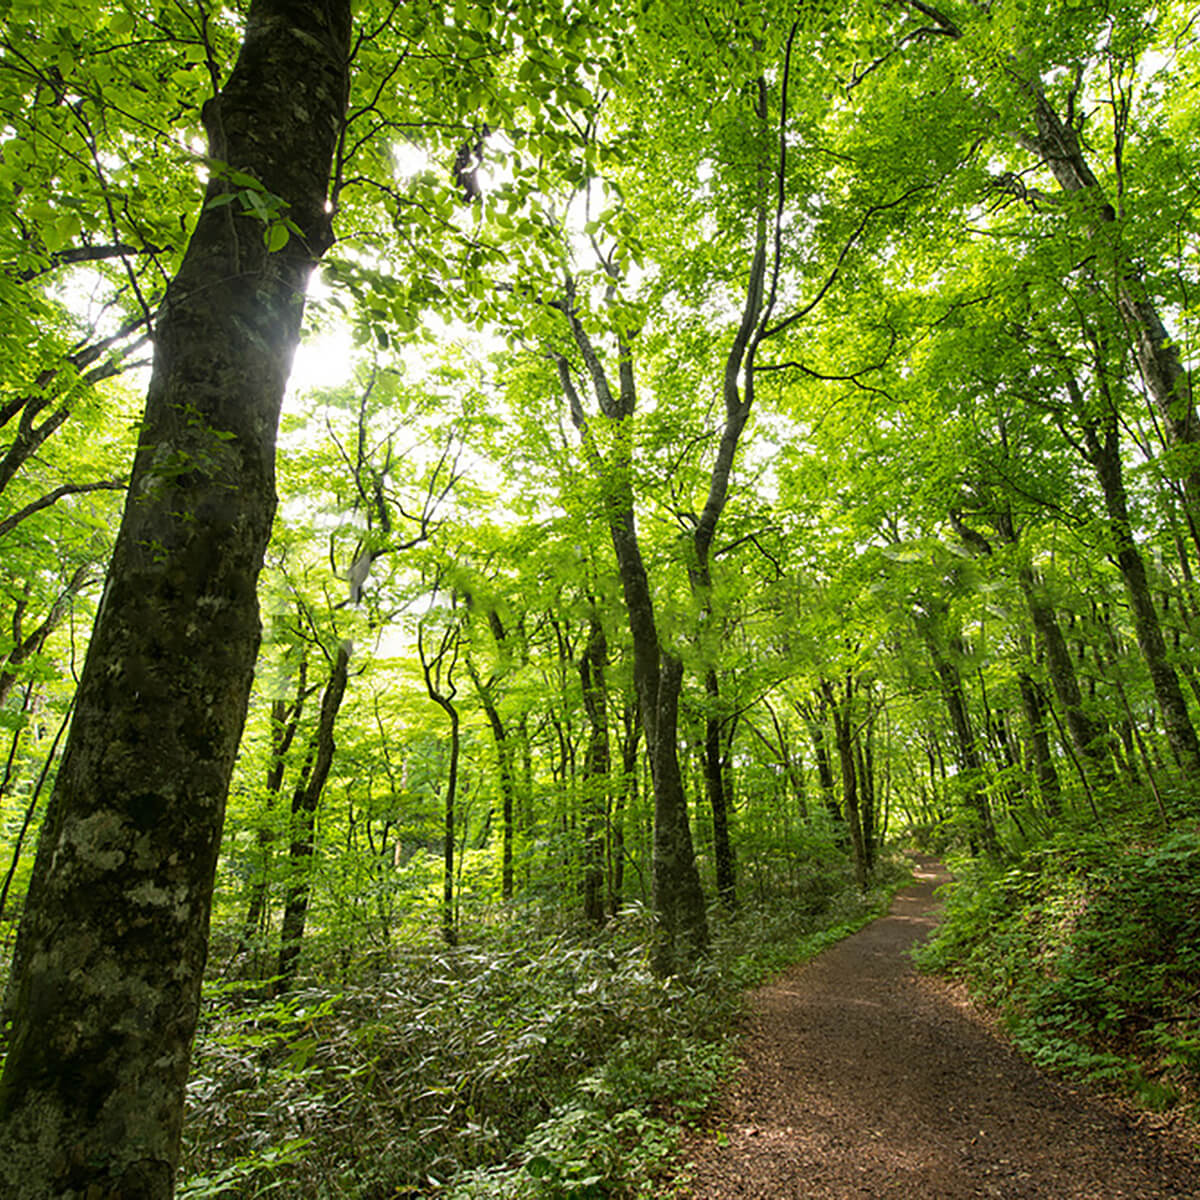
[914,821,1200,1119]
[179,853,909,1198]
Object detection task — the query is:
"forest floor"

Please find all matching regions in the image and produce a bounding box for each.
[676,855,1200,1199]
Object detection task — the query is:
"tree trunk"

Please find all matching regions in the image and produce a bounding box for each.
[1017,670,1061,816]
[703,667,737,910]
[468,661,516,901]
[822,679,867,888]
[579,616,610,925]
[551,50,781,970]
[557,353,708,973]
[1019,85,1200,552]
[855,717,877,875]
[805,709,843,832]
[421,622,462,948]
[0,698,72,925]
[612,697,639,914]
[651,654,709,972]
[0,1,350,1191]
[441,702,460,946]
[1086,416,1200,778]
[930,650,998,853]
[239,656,308,968]
[0,565,93,708]
[1016,564,1115,785]
[276,640,351,991]
[0,681,34,809]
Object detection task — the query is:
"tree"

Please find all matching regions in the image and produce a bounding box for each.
[0,0,351,1191]
[420,595,465,948]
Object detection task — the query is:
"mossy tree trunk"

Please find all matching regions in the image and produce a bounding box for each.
[0,1,350,1193]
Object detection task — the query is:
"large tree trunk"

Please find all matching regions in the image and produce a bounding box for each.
[0,1,350,1192]
[557,346,709,975]
[650,654,709,972]
[956,505,1114,792]
[550,45,783,972]
[803,705,844,833]
[612,697,640,914]
[609,497,709,972]
[855,715,877,875]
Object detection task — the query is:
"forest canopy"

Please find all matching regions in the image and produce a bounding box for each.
[2,0,1200,1194]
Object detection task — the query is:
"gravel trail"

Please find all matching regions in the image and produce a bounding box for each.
[680,856,1200,1198]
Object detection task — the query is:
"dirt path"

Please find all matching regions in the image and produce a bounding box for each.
[680,856,1200,1199]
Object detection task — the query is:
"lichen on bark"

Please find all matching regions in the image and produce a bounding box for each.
[0,1,352,1194]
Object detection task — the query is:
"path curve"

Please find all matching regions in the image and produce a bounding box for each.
[680,855,1200,1199]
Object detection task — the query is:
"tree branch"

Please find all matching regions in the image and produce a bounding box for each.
[0,479,126,539]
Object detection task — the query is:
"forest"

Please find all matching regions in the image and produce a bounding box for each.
[1,0,1199,1195]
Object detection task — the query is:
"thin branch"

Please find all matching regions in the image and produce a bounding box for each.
[763,184,931,342]
[0,479,126,540]
[15,242,166,283]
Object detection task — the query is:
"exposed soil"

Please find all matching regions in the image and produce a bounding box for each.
[678,855,1200,1199]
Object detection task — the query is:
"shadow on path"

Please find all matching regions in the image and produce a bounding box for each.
[681,854,1200,1199]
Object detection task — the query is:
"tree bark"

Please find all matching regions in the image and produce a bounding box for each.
[0,1,350,1192]
[803,704,844,833]
[440,700,460,947]
[926,644,998,854]
[651,654,708,972]
[855,715,877,875]
[421,621,462,948]
[955,505,1114,793]
[612,697,639,914]
[556,337,708,974]
[0,564,93,708]
[0,697,72,925]
[1015,564,1115,785]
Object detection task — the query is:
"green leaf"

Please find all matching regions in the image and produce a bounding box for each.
[265,223,290,252]
[525,1154,555,1179]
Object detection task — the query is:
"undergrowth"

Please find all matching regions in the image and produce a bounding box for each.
[913,818,1200,1122]
[179,856,908,1198]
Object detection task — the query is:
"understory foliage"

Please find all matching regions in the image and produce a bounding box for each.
[179,857,906,1199]
[915,817,1200,1118]
[9,0,1200,1189]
